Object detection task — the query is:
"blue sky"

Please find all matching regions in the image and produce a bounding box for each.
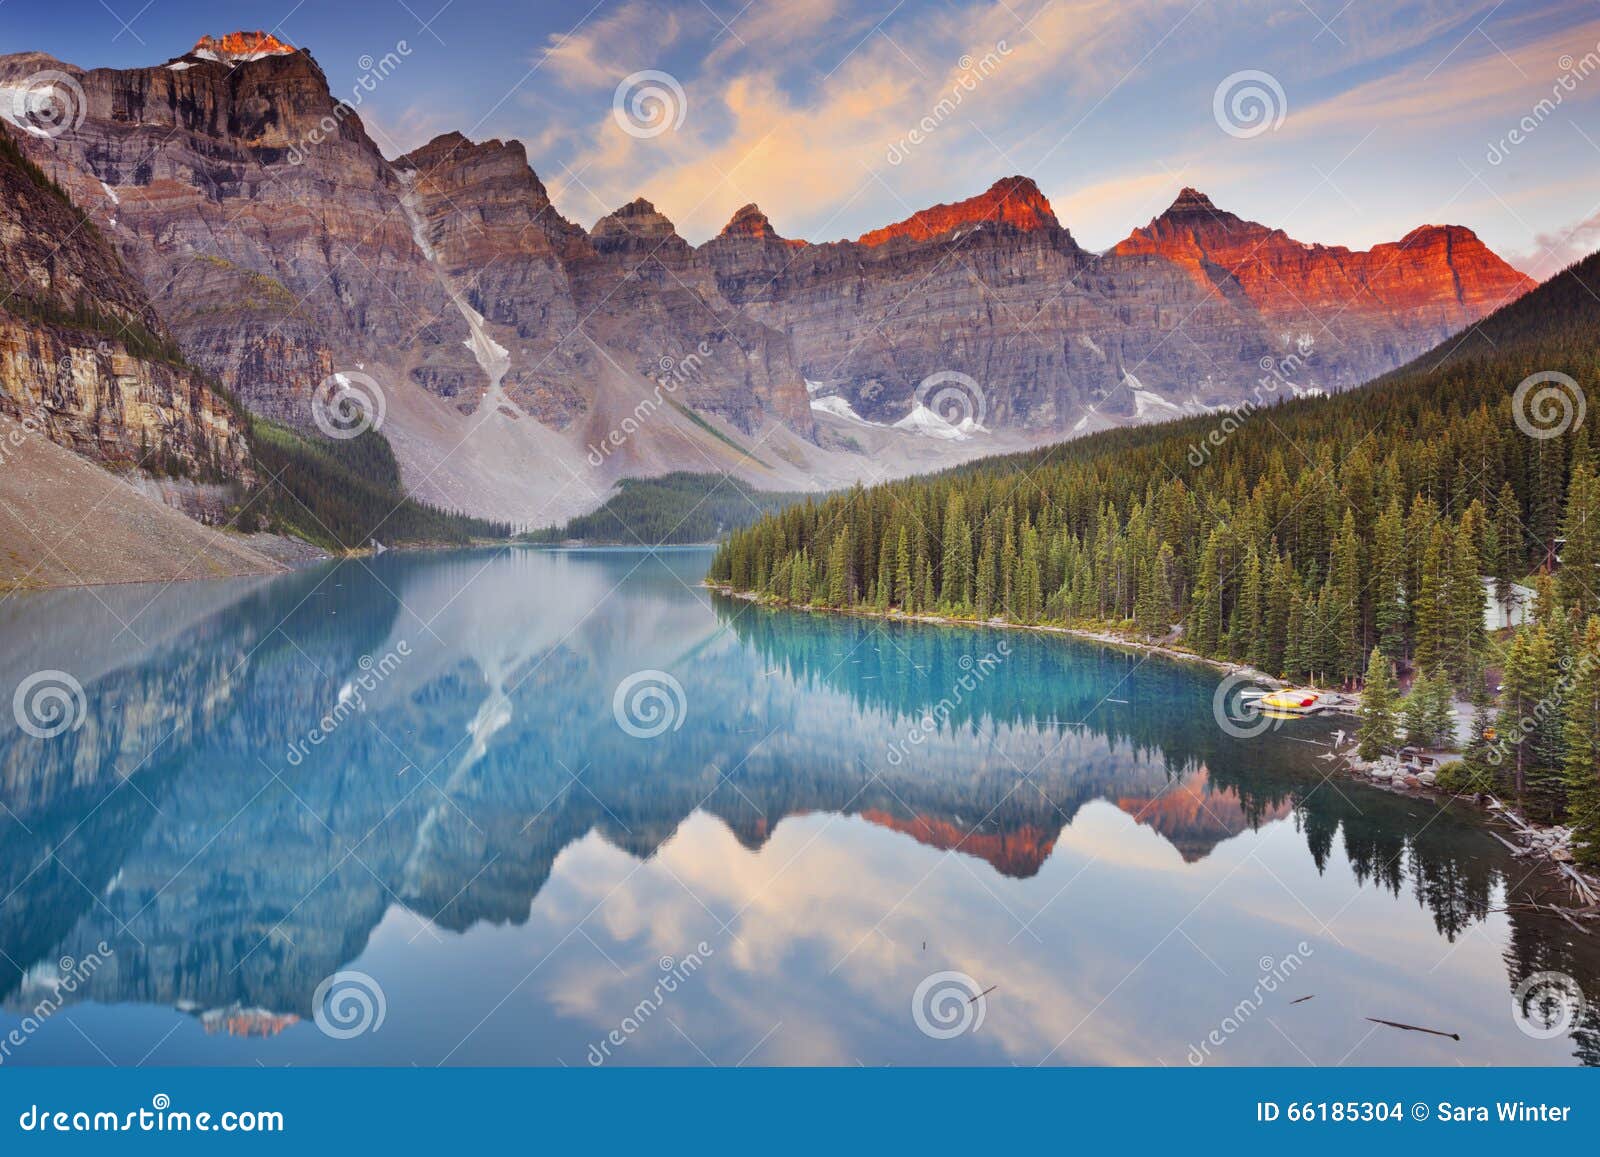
[8,0,1600,273]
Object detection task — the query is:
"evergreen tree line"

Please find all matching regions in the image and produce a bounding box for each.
[247,419,513,548]
[522,472,805,544]
[710,252,1600,860]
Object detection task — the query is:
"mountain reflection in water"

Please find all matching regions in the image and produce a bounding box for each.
[0,547,1594,1066]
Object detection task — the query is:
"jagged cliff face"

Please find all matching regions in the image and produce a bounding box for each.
[1110,188,1537,390]
[0,38,1536,519]
[706,179,1536,428]
[704,178,1273,429]
[0,125,248,475]
[0,45,461,428]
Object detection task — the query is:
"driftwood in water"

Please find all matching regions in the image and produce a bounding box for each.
[1557,861,1599,906]
[1365,1017,1460,1041]
[1488,831,1526,856]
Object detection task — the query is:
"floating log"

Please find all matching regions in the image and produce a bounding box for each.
[1365,1017,1460,1041]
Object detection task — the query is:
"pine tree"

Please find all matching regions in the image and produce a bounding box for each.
[1358,646,1399,760]
[1492,479,1524,619]
[1404,669,1438,747]
[827,529,853,607]
[895,526,913,609]
[1189,528,1224,655]
[1424,667,1456,749]
[1447,520,1486,687]
[1559,461,1600,617]
[1373,499,1407,660]
[1562,617,1600,866]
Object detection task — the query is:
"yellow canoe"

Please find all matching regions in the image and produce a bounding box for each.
[1260,689,1320,711]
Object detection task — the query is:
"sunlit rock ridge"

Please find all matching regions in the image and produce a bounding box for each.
[0,35,1534,520]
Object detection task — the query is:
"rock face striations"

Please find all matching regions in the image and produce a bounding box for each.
[0,124,248,476]
[1110,188,1536,390]
[0,36,1537,520]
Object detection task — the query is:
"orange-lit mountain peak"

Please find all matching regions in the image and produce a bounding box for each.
[856,176,1058,247]
[860,809,1058,877]
[190,31,297,59]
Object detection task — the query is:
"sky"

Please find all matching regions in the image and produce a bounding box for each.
[7,0,1600,275]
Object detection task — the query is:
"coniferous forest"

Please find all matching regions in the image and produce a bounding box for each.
[711,251,1600,859]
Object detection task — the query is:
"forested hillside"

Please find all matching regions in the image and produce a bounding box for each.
[711,252,1600,850]
[248,420,512,549]
[524,473,805,544]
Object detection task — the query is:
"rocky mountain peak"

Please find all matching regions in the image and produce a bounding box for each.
[592,197,680,243]
[189,31,297,60]
[721,203,776,238]
[1166,186,1218,215]
[716,203,807,248]
[856,175,1059,246]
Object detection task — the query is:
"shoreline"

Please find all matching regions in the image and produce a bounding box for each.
[705,582,1599,909]
[703,581,1294,686]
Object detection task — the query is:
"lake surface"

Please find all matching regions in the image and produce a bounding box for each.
[1,547,1595,1067]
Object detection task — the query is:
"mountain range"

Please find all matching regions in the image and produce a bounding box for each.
[0,32,1536,527]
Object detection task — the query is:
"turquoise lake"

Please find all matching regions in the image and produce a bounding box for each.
[0,547,1595,1066]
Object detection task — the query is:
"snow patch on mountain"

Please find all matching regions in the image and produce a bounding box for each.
[810,395,871,424]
